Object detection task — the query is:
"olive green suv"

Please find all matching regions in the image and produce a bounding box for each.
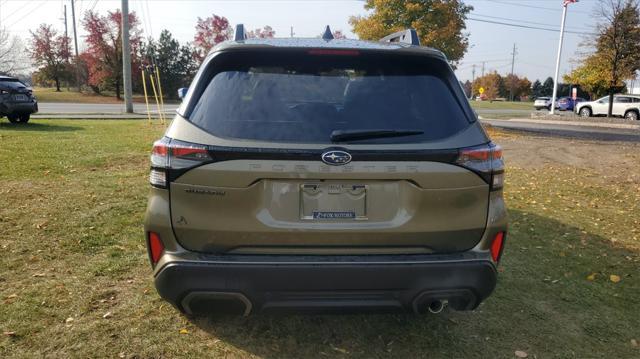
[144,26,507,316]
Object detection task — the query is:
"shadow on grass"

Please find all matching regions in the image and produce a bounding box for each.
[0,121,81,132]
[186,209,639,358]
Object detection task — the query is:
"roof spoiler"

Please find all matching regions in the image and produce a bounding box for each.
[234,24,247,41]
[379,29,420,46]
[321,25,334,40]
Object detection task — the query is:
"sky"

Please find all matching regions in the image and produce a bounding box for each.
[0,0,603,82]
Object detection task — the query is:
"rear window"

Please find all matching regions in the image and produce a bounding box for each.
[187,51,473,144]
[0,79,27,90]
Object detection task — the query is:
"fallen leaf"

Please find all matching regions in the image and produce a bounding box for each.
[330,344,349,354]
[610,274,621,283]
[103,312,113,319]
[179,328,189,334]
[515,350,528,358]
[65,317,74,324]
[631,339,638,347]
[3,331,16,337]
[586,273,597,281]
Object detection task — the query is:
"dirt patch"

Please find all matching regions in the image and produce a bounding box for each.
[496,132,640,184]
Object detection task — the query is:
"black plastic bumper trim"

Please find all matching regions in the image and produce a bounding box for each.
[154,258,497,315]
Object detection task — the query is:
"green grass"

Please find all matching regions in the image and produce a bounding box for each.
[470,101,534,110]
[1,120,639,358]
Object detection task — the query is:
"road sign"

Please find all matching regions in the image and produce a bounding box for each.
[479,87,485,94]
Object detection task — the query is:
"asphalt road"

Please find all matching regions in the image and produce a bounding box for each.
[484,118,640,142]
[37,102,179,116]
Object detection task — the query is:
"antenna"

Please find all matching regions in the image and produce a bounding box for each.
[234,24,247,41]
[322,25,334,40]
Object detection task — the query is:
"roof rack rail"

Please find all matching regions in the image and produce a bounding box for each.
[234,24,247,41]
[321,25,334,40]
[379,29,420,46]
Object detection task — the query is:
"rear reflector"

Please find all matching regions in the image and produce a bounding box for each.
[149,168,166,187]
[148,232,165,265]
[490,232,505,263]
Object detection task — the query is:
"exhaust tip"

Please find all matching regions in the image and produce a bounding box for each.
[181,291,252,316]
[427,300,446,314]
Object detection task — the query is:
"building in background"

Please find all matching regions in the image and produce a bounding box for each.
[626,73,640,94]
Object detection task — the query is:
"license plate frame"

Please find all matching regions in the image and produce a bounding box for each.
[300,183,367,220]
[13,94,27,102]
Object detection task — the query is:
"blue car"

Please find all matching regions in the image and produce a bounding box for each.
[556,97,586,111]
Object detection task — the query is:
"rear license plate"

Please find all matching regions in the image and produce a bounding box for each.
[301,183,367,220]
[13,94,27,101]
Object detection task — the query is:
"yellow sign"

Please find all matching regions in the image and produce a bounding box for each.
[479,87,485,94]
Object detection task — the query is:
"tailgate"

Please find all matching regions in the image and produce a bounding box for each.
[169,159,489,254]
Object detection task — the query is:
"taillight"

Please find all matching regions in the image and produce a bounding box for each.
[148,231,165,265]
[149,137,212,188]
[457,143,504,191]
[490,232,505,263]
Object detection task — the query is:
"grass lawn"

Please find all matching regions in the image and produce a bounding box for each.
[470,101,534,111]
[0,120,639,358]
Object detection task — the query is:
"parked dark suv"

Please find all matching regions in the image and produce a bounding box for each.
[0,76,38,123]
[144,26,508,316]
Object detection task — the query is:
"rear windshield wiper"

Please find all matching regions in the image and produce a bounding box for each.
[330,129,424,142]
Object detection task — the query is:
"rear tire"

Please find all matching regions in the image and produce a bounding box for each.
[18,113,30,123]
[579,107,592,118]
[624,110,639,121]
[7,114,19,123]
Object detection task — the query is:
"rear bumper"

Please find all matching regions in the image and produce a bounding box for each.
[154,254,498,315]
[0,101,38,115]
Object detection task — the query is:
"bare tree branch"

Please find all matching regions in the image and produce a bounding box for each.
[0,28,30,75]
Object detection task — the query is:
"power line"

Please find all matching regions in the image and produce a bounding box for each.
[485,0,591,15]
[1,0,36,23]
[4,0,48,30]
[467,17,596,35]
[460,58,514,64]
[471,12,594,33]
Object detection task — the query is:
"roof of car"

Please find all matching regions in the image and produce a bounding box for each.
[211,37,447,60]
[0,75,18,80]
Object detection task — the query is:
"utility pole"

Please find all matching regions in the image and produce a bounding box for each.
[63,5,70,90]
[63,6,68,42]
[121,0,133,113]
[70,0,81,92]
[471,64,476,100]
[509,43,517,101]
[63,5,69,61]
[290,26,294,38]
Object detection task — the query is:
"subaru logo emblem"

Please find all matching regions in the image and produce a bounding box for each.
[321,150,352,166]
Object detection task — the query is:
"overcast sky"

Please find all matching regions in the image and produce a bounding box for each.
[0,0,602,82]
